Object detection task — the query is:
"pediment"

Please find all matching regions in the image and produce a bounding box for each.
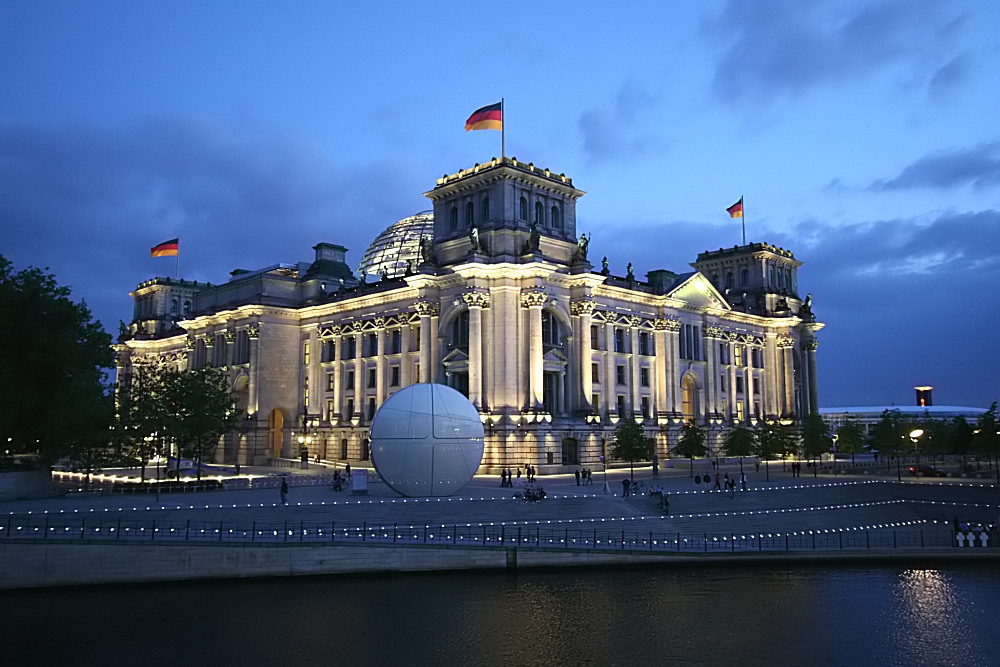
[665,273,730,310]
[442,348,469,363]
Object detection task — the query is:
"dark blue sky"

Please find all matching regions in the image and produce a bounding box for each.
[1,1,997,408]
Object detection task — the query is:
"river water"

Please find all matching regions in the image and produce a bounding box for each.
[5,562,999,666]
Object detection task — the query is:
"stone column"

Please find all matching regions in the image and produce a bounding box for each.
[521,289,546,410]
[307,327,319,416]
[746,343,757,419]
[400,322,411,388]
[224,329,235,366]
[415,301,439,383]
[628,316,641,417]
[247,324,260,415]
[764,332,778,418]
[651,319,668,420]
[571,300,595,412]
[805,337,820,415]
[375,317,386,408]
[778,334,795,418]
[332,326,343,420]
[605,320,617,416]
[353,323,364,416]
[704,326,723,419]
[726,334,738,421]
[463,291,489,410]
[666,320,681,414]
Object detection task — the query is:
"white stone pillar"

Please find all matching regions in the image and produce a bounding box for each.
[463,291,489,410]
[726,336,737,421]
[332,328,343,420]
[353,325,364,416]
[605,320,617,416]
[629,316,641,417]
[375,318,386,408]
[704,326,721,419]
[521,289,546,409]
[247,325,260,415]
[764,332,778,418]
[779,334,795,418]
[806,337,820,415]
[667,320,681,414]
[746,345,756,419]
[400,323,411,388]
[415,301,439,383]
[572,300,595,411]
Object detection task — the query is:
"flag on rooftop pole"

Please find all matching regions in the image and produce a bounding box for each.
[151,238,180,279]
[727,198,746,245]
[465,100,504,157]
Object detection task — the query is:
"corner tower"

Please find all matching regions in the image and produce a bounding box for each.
[424,157,585,267]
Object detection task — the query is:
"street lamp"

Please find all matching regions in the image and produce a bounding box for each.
[909,428,924,473]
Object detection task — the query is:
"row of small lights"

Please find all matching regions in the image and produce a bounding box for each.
[8,478,999,517]
[0,517,937,543]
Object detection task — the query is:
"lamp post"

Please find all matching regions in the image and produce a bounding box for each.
[909,428,924,476]
[297,414,312,469]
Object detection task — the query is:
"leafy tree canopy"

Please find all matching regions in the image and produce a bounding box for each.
[722,425,755,459]
[610,414,648,480]
[674,420,707,460]
[800,412,832,460]
[0,255,112,464]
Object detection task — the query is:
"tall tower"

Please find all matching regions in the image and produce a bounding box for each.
[424,157,585,268]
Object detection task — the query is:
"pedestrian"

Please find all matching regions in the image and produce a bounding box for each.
[530,464,535,482]
[728,477,735,498]
[714,473,721,491]
[755,460,760,473]
[575,469,581,486]
[345,461,351,475]
[622,478,630,498]
[500,469,506,487]
[586,468,593,485]
[517,468,522,484]
[741,472,747,491]
[280,477,288,505]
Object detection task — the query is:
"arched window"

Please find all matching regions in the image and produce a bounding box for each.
[465,202,474,227]
[681,375,696,422]
[725,272,734,291]
[519,196,527,220]
[741,269,749,286]
[551,205,560,230]
[183,300,192,315]
[711,273,719,287]
[534,201,543,226]
[541,311,561,346]
[481,196,489,223]
[450,206,458,230]
[451,310,469,347]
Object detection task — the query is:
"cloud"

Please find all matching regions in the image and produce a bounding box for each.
[928,54,972,100]
[873,142,1000,190]
[0,117,419,334]
[578,81,665,163]
[702,0,969,103]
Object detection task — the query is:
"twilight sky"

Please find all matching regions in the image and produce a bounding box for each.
[1,1,997,409]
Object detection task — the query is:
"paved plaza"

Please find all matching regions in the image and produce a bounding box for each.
[4,461,997,544]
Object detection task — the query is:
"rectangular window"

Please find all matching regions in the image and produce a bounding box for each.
[720,374,727,393]
[368,397,377,420]
[616,365,626,385]
[391,330,402,355]
[693,326,700,360]
[303,341,310,365]
[639,332,650,356]
[345,336,357,358]
[592,393,600,411]
[346,399,354,419]
[736,376,744,393]
[640,367,649,387]
[616,395,626,416]
[346,370,355,391]
[367,368,376,388]
[326,399,334,421]
[326,372,335,391]
[641,397,650,419]
[367,333,377,357]
[590,325,599,349]
[592,363,600,384]
[614,329,625,353]
[753,378,760,395]
[391,366,400,386]
[736,401,745,422]
[734,345,744,367]
[413,326,420,351]
[304,384,309,410]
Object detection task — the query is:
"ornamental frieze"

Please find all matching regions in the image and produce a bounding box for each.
[704,325,725,339]
[520,290,547,308]
[626,315,642,328]
[373,316,387,328]
[776,334,795,348]
[569,300,596,316]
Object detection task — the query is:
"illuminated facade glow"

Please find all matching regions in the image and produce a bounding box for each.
[114,156,823,472]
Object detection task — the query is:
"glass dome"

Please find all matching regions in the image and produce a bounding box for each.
[358,211,434,279]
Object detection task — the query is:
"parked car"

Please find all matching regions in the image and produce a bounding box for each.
[909,464,947,477]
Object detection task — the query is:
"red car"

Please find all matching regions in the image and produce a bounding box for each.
[909,464,947,477]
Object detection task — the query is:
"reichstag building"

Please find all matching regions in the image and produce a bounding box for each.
[116,156,823,472]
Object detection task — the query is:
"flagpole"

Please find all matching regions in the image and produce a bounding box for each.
[176,242,180,281]
[501,97,505,159]
[741,195,746,246]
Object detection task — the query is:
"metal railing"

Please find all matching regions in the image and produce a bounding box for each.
[0,515,972,552]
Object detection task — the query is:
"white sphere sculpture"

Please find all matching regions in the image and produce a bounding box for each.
[369,383,485,497]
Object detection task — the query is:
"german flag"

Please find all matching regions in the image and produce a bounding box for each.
[151,238,179,257]
[726,198,744,219]
[465,102,502,131]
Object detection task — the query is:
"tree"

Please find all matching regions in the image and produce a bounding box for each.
[610,414,647,482]
[869,409,913,479]
[673,420,707,477]
[63,388,115,488]
[721,425,755,474]
[800,413,832,477]
[951,416,975,470]
[112,364,170,481]
[752,420,793,482]
[972,402,1000,484]
[835,419,865,467]
[160,368,238,480]
[0,256,113,465]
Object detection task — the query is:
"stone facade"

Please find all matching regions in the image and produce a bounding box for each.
[115,157,823,472]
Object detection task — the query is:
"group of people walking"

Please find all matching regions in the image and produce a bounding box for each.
[574,468,594,485]
[499,465,537,488]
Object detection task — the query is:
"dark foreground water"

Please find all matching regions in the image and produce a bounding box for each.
[4,562,999,666]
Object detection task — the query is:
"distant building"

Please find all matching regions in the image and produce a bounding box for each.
[820,405,987,437]
[114,156,823,470]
